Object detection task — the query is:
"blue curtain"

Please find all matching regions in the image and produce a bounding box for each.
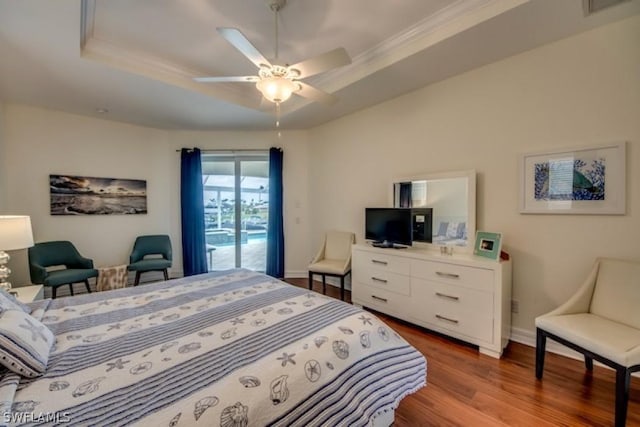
[180,148,208,276]
[266,147,284,278]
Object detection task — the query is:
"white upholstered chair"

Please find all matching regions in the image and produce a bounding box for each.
[308,230,355,301]
[535,258,640,427]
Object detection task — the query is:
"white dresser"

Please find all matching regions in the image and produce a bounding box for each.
[351,243,512,358]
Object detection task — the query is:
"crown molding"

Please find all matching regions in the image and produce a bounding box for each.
[79,0,528,116]
[312,0,530,92]
[80,0,263,112]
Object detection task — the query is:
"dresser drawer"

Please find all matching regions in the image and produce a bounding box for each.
[416,307,494,344]
[353,249,411,275]
[411,259,494,292]
[411,278,494,342]
[412,278,493,314]
[357,269,411,296]
[352,284,410,315]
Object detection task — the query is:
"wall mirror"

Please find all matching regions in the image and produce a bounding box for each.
[391,169,476,251]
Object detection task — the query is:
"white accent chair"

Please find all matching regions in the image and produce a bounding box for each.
[308,230,355,301]
[535,258,640,427]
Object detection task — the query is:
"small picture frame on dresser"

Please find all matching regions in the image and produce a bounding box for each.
[474,231,502,261]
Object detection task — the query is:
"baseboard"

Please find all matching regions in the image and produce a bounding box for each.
[510,327,584,361]
[511,326,639,377]
[285,270,307,279]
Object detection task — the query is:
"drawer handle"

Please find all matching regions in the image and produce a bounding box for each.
[371,277,388,284]
[435,314,459,324]
[371,295,388,303]
[436,271,460,279]
[435,292,459,301]
[371,259,388,266]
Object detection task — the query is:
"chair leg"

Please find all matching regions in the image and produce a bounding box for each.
[52,286,57,299]
[535,328,546,379]
[69,283,74,296]
[615,367,631,427]
[84,279,92,294]
[340,275,345,301]
[322,274,326,295]
[134,272,141,286]
[585,356,594,372]
[163,269,169,281]
[308,271,313,290]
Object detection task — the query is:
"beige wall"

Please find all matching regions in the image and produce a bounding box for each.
[2,105,172,285]
[0,102,6,211]
[0,105,312,283]
[1,16,638,338]
[308,15,640,334]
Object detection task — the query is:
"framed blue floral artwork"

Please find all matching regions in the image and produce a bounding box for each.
[519,142,626,214]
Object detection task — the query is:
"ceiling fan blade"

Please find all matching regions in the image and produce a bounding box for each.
[288,48,351,79]
[194,76,259,83]
[295,82,338,105]
[217,27,271,69]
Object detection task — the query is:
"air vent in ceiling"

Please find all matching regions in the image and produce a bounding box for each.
[583,0,630,15]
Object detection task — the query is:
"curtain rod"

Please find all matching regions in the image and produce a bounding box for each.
[176,148,268,153]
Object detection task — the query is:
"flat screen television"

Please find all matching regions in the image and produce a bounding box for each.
[365,208,413,248]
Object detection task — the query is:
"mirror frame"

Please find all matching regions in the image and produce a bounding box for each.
[390,169,476,253]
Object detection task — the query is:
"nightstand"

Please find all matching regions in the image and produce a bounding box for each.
[12,285,44,303]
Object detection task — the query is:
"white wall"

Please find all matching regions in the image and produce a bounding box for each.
[166,129,311,278]
[1,16,638,336]
[0,105,313,286]
[2,105,172,285]
[308,15,640,333]
[0,102,6,211]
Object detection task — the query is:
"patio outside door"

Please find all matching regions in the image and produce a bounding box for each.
[201,152,269,272]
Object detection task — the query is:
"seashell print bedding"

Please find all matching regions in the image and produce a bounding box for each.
[0,269,426,426]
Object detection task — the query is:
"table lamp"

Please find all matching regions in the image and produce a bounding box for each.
[0,215,34,291]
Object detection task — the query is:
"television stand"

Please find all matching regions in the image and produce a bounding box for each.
[351,243,512,358]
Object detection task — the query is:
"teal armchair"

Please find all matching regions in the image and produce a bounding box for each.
[127,235,172,286]
[28,241,97,299]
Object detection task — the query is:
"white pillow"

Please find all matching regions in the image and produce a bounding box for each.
[0,308,54,377]
[0,289,31,314]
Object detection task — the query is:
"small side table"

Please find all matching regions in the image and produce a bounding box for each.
[97,265,128,291]
[12,285,44,303]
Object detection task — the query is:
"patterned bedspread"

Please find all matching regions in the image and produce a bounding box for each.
[1,269,426,426]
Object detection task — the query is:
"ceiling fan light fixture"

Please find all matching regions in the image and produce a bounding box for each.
[256,76,298,103]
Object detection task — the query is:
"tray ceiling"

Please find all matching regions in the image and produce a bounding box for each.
[0,0,638,130]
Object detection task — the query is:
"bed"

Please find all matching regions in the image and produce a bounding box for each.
[0,269,426,426]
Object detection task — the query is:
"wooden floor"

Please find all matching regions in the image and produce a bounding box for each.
[286,278,640,427]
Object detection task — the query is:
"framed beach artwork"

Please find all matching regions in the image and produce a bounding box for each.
[50,174,147,215]
[519,142,626,214]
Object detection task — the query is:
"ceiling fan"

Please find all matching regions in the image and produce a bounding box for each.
[193,0,352,106]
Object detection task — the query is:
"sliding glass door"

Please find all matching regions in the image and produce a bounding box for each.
[201,152,269,272]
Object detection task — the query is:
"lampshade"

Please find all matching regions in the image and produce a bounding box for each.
[256,77,299,103]
[0,216,34,250]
